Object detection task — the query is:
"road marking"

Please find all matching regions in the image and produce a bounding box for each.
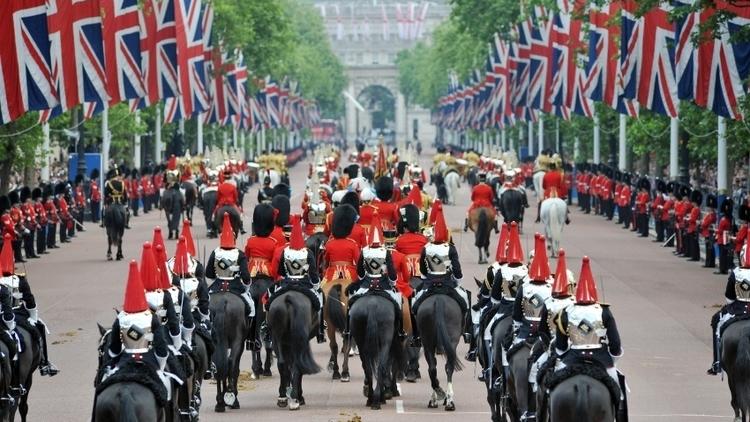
[398,410,490,415]
[630,414,729,419]
[395,400,404,414]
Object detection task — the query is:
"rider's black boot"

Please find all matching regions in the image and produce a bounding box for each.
[317,310,326,344]
[463,218,469,232]
[535,202,541,223]
[465,331,477,362]
[37,323,59,376]
[408,300,421,348]
[708,313,721,375]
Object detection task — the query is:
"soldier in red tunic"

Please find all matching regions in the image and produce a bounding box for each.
[73,175,87,230]
[373,176,399,230]
[127,169,140,217]
[635,177,650,237]
[43,185,58,249]
[537,162,568,223]
[8,190,26,262]
[244,204,280,280]
[466,173,496,230]
[90,169,101,223]
[54,183,71,244]
[716,199,734,274]
[32,187,47,255]
[685,189,703,262]
[321,205,360,284]
[702,194,718,268]
[652,180,666,241]
[19,187,38,259]
[395,204,428,283]
[214,168,245,235]
[340,191,367,248]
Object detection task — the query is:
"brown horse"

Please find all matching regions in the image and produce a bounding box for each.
[321,278,354,382]
[468,207,496,264]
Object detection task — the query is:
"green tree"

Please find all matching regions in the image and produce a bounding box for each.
[0,112,44,192]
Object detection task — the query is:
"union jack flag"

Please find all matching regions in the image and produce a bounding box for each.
[512,21,531,109]
[174,0,208,117]
[131,0,178,110]
[223,53,242,124]
[264,77,280,129]
[528,7,552,113]
[490,34,512,128]
[550,0,592,117]
[0,0,57,124]
[102,0,145,106]
[620,1,678,118]
[232,51,248,130]
[674,0,750,119]
[45,0,109,118]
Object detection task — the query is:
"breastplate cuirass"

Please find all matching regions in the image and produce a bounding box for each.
[0,276,21,307]
[362,247,387,278]
[145,291,168,323]
[521,282,552,322]
[214,248,240,280]
[734,268,750,302]
[119,311,154,353]
[180,277,200,309]
[308,203,327,225]
[566,304,606,350]
[545,296,574,336]
[501,264,527,300]
[424,243,451,275]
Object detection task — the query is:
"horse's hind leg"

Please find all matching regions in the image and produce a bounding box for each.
[327,325,340,380]
[263,345,273,377]
[444,362,456,411]
[116,237,123,260]
[214,380,225,413]
[425,350,444,408]
[106,236,112,260]
[277,362,289,408]
[341,335,351,382]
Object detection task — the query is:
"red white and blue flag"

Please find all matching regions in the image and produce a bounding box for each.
[174,0,208,117]
[550,0,592,117]
[102,0,145,106]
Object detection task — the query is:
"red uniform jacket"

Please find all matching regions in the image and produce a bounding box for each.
[90,182,101,202]
[322,238,360,282]
[471,183,495,209]
[701,210,717,238]
[349,223,367,248]
[543,171,566,199]
[660,199,673,222]
[390,250,413,297]
[74,186,86,208]
[34,201,47,226]
[153,174,164,190]
[269,226,287,247]
[45,199,58,224]
[359,203,378,227]
[615,184,624,206]
[21,203,36,230]
[395,232,428,278]
[215,182,239,210]
[675,200,692,229]
[1,215,14,241]
[372,200,399,229]
[599,178,611,200]
[651,195,664,217]
[687,206,700,233]
[141,176,154,196]
[617,185,628,207]
[127,179,140,199]
[9,207,22,227]
[717,216,732,245]
[736,224,748,253]
[635,192,649,214]
[244,235,279,278]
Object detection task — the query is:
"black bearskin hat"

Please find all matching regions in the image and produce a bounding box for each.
[360,167,374,183]
[19,186,31,203]
[721,198,733,217]
[131,168,139,178]
[398,204,420,234]
[252,203,275,237]
[375,176,394,201]
[74,174,84,185]
[7,190,19,205]
[666,181,676,195]
[340,191,360,215]
[332,204,357,239]
[263,176,271,185]
[614,170,622,182]
[356,142,365,153]
[42,184,53,200]
[271,195,290,226]
[141,166,151,175]
[638,177,650,191]
[706,194,717,209]
[396,162,409,180]
[54,182,66,196]
[272,183,291,198]
[345,164,359,180]
[656,179,666,193]
[90,168,100,180]
[0,196,9,214]
[679,184,691,200]
[740,203,749,222]
[690,189,703,205]
[31,187,42,201]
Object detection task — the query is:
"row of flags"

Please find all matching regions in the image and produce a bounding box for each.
[0,0,321,132]
[319,1,430,41]
[434,0,750,132]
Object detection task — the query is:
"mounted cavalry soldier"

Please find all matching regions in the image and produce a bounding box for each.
[206,214,254,346]
[321,205,360,284]
[708,235,750,375]
[269,216,325,343]
[0,234,58,377]
[373,176,399,229]
[411,205,470,347]
[244,204,280,280]
[552,256,626,412]
[465,172,497,232]
[104,167,129,228]
[257,177,274,205]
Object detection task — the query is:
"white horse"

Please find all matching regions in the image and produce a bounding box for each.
[540,197,566,257]
[444,171,461,205]
[532,170,545,199]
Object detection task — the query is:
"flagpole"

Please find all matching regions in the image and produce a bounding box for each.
[41,123,50,181]
[154,103,162,164]
[717,116,727,193]
[134,111,141,169]
[197,113,204,155]
[593,112,600,164]
[501,127,507,151]
[537,115,543,154]
[618,114,627,171]
[232,125,238,150]
[102,108,110,170]
[574,136,580,162]
[527,121,534,157]
[669,117,679,178]
[223,127,229,152]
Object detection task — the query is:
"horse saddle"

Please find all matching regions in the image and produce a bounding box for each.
[412,284,468,316]
[545,362,621,406]
[268,283,321,313]
[96,359,169,407]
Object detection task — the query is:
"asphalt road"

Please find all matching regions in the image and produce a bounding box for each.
[23,147,732,421]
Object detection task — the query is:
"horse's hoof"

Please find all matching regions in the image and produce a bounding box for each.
[341,372,350,383]
[214,404,225,413]
[444,401,456,411]
[288,399,300,411]
[428,400,438,409]
[229,398,240,410]
[371,403,381,410]
[332,371,341,380]
[299,396,305,406]
[384,390,393,400]
[262,369,273,377]
[223,392,235,406]
[277,397,288,408]
[435,388,446,401]
[405,370,418,383]
[363,386,369,397]
[106,255,113,261]
[250,372,259,380]
[327,361,335,373]
[116,255,123,261]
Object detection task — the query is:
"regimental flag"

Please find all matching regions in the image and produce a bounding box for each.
[620,1,678,118]
[674,0,750,120]
[528,7,553,113]
[550,0,592,117]
[0,0,57,124]
[45,0,109,118]
[102,0,145,106]
[174,0,208,117]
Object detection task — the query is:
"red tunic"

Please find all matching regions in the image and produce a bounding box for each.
[372,200,399,229]
[90,182,101,202]
[470,183,495,209]
[395,232,428,278]
[390,250,413,297]
[269,226,287,247]
[349,223,367,248]
[359,203,378,228]
[635,191,649,214]
[543,171,567,199]
[686,206,700,233]
[74,186,86,208]
[244,235,279,278]
[716,216,731,245]
[322,238,360,282]
[45,199,58,224]
[34,201,47,226]
[660,199,673,222]
[21,203,36,230]
[1,215,14,241]
[215,182,239,210]
[736,224,748,253]
[153,174,164,190]
[651,195,664,217]
[701,211,717,238]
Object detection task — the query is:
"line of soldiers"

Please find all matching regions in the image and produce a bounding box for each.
[575,164,730,272]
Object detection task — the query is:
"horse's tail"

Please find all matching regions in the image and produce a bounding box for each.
[286,295,320,375]
[326,285,347,333]
[118,389,140,422]
[365,306,382,376]
[212,301,228,381]
[734,327,750,411]
[549,200,564,245]
[476,209,489,248]
[434,297,463,371]
[573,382,590,421]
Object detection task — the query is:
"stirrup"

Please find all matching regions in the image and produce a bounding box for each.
[0,394,14,406]
[40,363,59,377]
[409,336,421,348]
[9,385,25,397]
[521,411,536,421]
[707,362,721,375]
[465,348,477,362]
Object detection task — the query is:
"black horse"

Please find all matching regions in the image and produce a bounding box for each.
[104,203,126,261]
[267,291,320,411]
[721,320,750,422]
[161,187,185,240]
[349,294,404,409]
[213,207,241,238]
[210,292,247,413]
[199,188,218,238]
[499,188,528,228]
[248,275,275,379]
[548,374,616,422]
[181,181,198,225]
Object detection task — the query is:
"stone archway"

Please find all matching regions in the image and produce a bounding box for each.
[344,66,406,142]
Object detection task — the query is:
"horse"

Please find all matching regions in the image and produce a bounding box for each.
[721,320,750,422]
[213,206,241,238]
[405,277,424,383]
[484,316,515,422]
[305,232,328,272]
[248,275,275,379]
[466,167,479,187]
[198,187,218,238]
[267,291,320,411]
[0,341,14,421]
[188,331,210,417]
[349,294,404,409]
[548,375,616,422]
[540,197,567,257]
[160,187,185,240]
[499,188,528,228]
[181,181,198,225]
[532,170,545,198]
[507,341,533,421]
[468,208,495,264]
[444,171,461,206]
[104,203,126,261]
[417,294,464,411]
[209,292,247,413]
[93,325,164,422]
[321,279,354,382]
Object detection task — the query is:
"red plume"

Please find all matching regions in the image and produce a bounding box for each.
[495,223,509,263]
[428,198,442,224]
[182,219,196,256]
[528,233,550,282]
[552,249,571,298]
[140,242,160,291]
[505,222,524,265]
[575,256,599,305]
[172,236,190,276]
[432,206,449,244]
[153,243,171,289]
[0,234,14,276]
[288,215,305,250]
[152,227,168,258]
[123,260,148,313]
[220,213,235,249]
